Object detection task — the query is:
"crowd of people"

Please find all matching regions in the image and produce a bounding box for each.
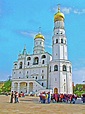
[10,91,19,103]
[39,92,50,103]
[10,91,78,104]
[39,92,77,104]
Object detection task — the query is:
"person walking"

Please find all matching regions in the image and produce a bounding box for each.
[47,92,50,103]
[14,91,17,103]
[45,93,48,103]
[10,91,14,103]
[16,92,19,103]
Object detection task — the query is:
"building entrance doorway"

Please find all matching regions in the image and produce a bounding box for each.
[54,88,58,94]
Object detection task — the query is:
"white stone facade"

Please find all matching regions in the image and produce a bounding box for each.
[12,52,52,94]
[11,8,73,94]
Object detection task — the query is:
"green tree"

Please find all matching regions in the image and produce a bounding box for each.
[74,84,85,97]
[0,80,11,93]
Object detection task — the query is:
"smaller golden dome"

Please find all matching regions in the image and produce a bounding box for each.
[54,6,65,22]
[35,33,44,40]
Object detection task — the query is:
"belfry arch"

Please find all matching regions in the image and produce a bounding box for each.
[33,57,39,65]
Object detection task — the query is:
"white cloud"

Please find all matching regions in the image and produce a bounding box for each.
[51,6,72,14]
[19,31,36,38]
[74,10,80,14]
[19,30,52,41]
[61,7,72,14]
[51,6,85,15]
[52,6,57,13]
[74,9,85,14]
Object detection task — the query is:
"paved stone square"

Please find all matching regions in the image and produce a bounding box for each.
[0,95,85,114]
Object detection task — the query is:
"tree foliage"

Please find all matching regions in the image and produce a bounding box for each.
[0,80,11,93]
[73,84,85,97]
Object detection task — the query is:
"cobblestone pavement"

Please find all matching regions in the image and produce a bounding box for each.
[0,95,85,114]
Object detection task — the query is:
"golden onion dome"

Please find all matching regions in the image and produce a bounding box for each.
[35,33,44,40]
[54,7,65,22]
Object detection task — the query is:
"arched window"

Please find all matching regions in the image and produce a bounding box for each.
[27,57,31,60]
[42,83,44,86]
[33,57,39,65]
[63,65,67,71]
[56,39,58,43]
[19,62,23,69]
[69,66,71,73]
[42,76,44,79]
[42,70,44,73]
[28,62,30,66]
[42,60,45,64]
[27,71,28,74]
[36,77,37,79]
[54,65,58,71]
[26,75,28,78]
[61,39,63,43]
[41,55,46,59]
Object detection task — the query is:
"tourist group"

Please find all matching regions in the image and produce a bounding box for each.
[10,91,19,103]
[39,92,77,104]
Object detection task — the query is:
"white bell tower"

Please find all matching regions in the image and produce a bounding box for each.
[49,5,73,94]
[52,5,68,60]
[33,27,45,54]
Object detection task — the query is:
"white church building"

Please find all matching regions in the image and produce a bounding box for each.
[11,6,73,94]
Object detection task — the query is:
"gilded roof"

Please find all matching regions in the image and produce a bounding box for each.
[54,7,65,22]
[35,33,44,39]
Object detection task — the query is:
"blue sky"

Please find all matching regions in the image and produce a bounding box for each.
[0,0,85,84]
